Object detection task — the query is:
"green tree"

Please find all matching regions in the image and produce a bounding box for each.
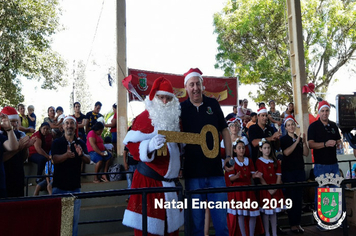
[0,0,65,106]
[214,0,356,106]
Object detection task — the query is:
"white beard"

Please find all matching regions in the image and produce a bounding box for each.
[145,96,181,132]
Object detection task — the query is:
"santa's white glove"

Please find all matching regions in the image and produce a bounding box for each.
[148,134,166,153]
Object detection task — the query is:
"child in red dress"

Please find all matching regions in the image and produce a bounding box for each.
[226,138,262,236]
[255,139,284,236]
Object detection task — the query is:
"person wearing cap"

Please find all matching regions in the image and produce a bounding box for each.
[249,107,281,163]
[28,122,53,183]
[122,77,183,235]
[104,103,117,153]
[1,106,33,197]
[84,101,103,134]
[0,112,19,198]
[280,115,309,234]
[308,100,342,184]
[51,115,90,236]
[180,68,231,236]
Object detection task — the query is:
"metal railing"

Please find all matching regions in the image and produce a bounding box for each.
[9,159,356,235]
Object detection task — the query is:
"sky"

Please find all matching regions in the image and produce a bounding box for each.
[20,0,356,123]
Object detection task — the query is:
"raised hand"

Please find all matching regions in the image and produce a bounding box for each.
[0,113,12,131]
[74,144,83,157]
[66,145,75,159]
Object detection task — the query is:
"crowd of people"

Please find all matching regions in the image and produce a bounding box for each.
[122,68,346,236]
[0,67,348,236]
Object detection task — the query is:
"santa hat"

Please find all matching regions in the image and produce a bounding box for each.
[184,68,203,85]
[227,117,243,129]
[1,106,19,120]
[318,100,330,113]
[284,115,298,126]
[257,107,267,115]
[149,77,174,100]
[63,115,76,123]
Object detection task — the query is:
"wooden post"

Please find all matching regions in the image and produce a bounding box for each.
[116,0,127,156]
[286,0,311,165]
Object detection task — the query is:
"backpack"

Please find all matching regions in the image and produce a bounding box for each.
[108,163,125,181]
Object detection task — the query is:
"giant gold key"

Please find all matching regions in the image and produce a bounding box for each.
[157,124,219,158]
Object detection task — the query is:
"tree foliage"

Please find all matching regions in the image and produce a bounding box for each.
[69,60,92,114]
[214,0,356,106]
[0,0,65,106]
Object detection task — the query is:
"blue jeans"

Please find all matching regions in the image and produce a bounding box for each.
[29,153,48,175]
[185,176,229,236]
[89,151,111,163]
[313,163,340,210]
[52,187,81,236]
[126,164,137,190]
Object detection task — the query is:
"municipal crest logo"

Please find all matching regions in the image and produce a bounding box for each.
[313,173,346,230]
[137,73,148,91]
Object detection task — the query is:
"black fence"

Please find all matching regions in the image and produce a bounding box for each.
[3,159,356,236]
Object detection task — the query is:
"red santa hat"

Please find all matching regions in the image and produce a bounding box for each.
[257,107,267,115]
[149,77,174,101]
[184,68,203,85]
[318,100,330,113]
[227,117,243,129]
[1,106,19,120]
[284,115,298,126]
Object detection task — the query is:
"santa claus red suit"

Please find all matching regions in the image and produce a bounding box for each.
[122,77,184,236]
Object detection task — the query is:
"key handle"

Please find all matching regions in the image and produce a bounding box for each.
[157,124,219,159]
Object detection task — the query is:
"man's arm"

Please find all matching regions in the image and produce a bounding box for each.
[222,127,232,157]
[78,119,87,129]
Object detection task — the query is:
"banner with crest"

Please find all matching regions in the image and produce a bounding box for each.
[123,68,238,106]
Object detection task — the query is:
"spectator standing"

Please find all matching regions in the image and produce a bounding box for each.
[267,100,281,132]
[249,107,281,163]
[122,77,183,235]
[226,139,261,236]
[0,113,19,198]
[104,103,117,153]
[73,102,87,143]
[85,101,103,134]
[255,139,284,236]
[280,102,294,136]
[307,100,342,222]
[51,116,90,236]
[1,107,34,197]
[180,68,231,236]
[280,116,308,234]
[17,104,35,136]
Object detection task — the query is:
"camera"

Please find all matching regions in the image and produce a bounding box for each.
[336,93,356,148]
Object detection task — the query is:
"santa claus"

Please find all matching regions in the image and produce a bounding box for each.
[122,77,183,236]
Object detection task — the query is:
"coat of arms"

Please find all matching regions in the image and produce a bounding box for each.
[137,73,148,91]
[313,173,346,230]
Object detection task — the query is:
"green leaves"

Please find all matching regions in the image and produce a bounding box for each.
[214,0,356,106]
[0,0,65,106]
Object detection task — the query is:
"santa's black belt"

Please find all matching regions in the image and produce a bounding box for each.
[137,161,177,182]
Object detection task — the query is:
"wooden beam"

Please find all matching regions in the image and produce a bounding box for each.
[116,0,127,156]
[286,0,311,165]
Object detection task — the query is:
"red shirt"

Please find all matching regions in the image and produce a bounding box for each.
[110,112,117,133]
[29,131,52,157]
